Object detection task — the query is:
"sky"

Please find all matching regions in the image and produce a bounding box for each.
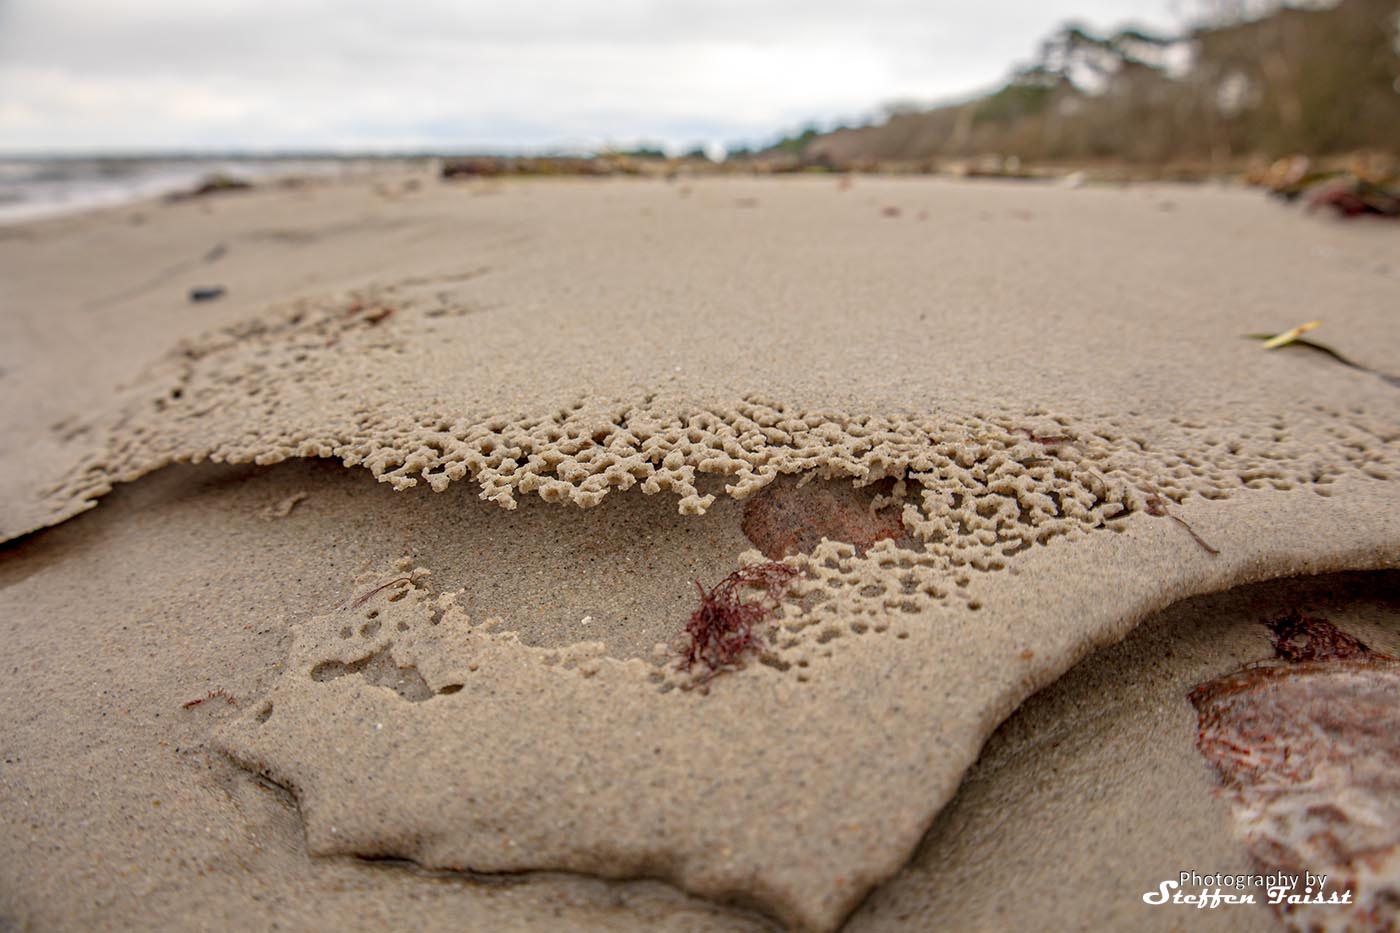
[0,0,1185,155]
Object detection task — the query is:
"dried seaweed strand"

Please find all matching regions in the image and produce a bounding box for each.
[182,688,238,710]
[349,576,415,608]
[1143,489,1220,556]
[1246,331,1400,386]
[1260,319,1322,349]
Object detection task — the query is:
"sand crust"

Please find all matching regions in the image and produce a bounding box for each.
[1,173,1397,928]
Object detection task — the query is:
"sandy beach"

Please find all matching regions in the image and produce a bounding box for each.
[1,169,1397,931]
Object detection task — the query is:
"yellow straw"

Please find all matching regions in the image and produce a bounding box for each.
[1261,319,1322,349]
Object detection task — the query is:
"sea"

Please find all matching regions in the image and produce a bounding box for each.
[0,157,390,225]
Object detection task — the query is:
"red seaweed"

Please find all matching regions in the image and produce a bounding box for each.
[1264,609,1382,663]
[182,688,237,710]
[677,562,800,683]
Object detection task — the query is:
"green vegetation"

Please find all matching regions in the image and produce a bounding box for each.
[971,79,1058,125]
[794,0,1399,167]
[771,124,822,154]
[615,144,667,159]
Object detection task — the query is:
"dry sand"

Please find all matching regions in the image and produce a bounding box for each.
[0,170,1397,930]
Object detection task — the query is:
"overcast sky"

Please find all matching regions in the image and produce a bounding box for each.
[0,0,1184,155]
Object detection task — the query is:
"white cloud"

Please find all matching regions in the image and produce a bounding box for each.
[0,0,1179,152]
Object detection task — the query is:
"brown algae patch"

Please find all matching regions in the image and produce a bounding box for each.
[1190,614,1400,931]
